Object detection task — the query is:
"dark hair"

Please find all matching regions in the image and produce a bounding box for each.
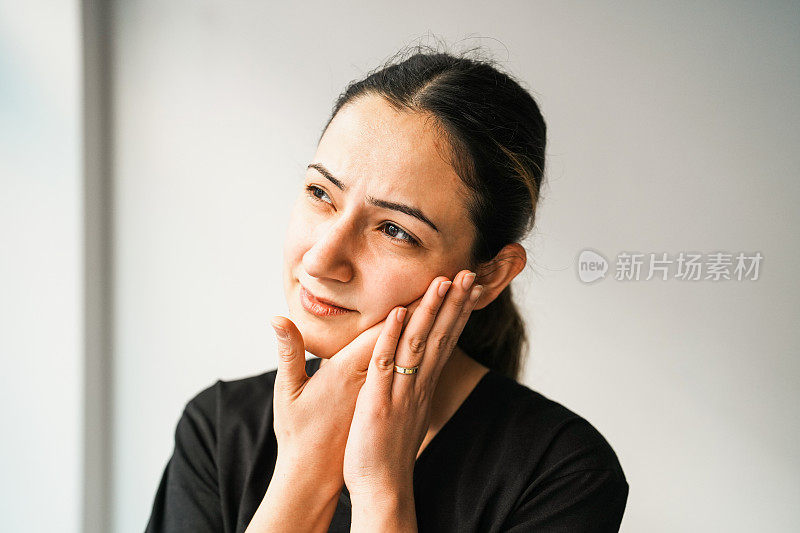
[320,45,546,381]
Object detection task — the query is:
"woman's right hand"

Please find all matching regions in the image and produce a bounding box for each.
[267,309,412,493]
[248,319,388,533]
[247,301,424,532]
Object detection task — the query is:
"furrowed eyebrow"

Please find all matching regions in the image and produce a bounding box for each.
[307,163,440,233]
[308,163,347,191]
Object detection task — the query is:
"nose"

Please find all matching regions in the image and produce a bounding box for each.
[301,216,356,283]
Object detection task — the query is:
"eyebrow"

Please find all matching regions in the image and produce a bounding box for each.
[307,163,440,233]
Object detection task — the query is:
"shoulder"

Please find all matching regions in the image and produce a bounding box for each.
[480,375,629,529]
[479,371,626,479]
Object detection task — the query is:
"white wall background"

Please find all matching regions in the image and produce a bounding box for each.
[111,2,800,531]
[0,2,82,532]
[2,1,798,532]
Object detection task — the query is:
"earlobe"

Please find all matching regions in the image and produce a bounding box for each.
[473,243,527,310]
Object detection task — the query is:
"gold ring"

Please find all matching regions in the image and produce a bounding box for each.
[393,364,419,375]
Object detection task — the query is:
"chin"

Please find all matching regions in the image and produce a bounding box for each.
[300,335,342,360]
[288,301,358,360]
[289,315,343,359]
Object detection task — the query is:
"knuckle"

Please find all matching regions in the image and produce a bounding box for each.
[416,385,433,405]
[407,334,428,354]
[433,333,452,351]
[374,353,395,371]
[277,344,295,360]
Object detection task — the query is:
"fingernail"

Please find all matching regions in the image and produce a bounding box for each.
[438,280,452,298]
[462,272,477,290]
[396,307,407,322]
[271,322,288,340]
[469,285,483,304]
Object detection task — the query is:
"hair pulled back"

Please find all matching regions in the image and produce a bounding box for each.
[320,44,546,381]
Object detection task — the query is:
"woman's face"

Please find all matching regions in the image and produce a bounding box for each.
[282,94,477,358]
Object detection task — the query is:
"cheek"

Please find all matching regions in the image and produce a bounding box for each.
[283,229,305,268]
[282,204,315,305]
[361,261,433,319]
[283,204,312,268]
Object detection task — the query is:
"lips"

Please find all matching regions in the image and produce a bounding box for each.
[300,285,353,316]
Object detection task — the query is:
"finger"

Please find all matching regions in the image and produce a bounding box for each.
[365,306,407,400]
[270,316,308,396]
[428,282,483,385]
[398,294,424,329]
[418,270,478,379]
[393,276,452,397]
[331,291,422,382]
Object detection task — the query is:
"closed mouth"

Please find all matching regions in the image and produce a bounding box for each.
[300,284,353,311]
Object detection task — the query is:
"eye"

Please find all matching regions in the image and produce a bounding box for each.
[304,184,421,247]
[305,184,332,204]
[380,222,421,247]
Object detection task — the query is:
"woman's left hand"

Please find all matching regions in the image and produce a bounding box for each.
[342,269,483,500]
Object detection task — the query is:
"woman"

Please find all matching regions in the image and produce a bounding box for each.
[146,48,628,532]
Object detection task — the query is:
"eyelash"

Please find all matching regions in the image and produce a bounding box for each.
[304,184,421,247]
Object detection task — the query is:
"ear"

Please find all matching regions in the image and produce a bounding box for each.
[472,243,527,310]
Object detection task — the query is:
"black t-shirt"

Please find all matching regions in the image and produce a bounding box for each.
[145,357,629,532]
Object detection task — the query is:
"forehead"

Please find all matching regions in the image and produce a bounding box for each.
[313,95,473,241]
